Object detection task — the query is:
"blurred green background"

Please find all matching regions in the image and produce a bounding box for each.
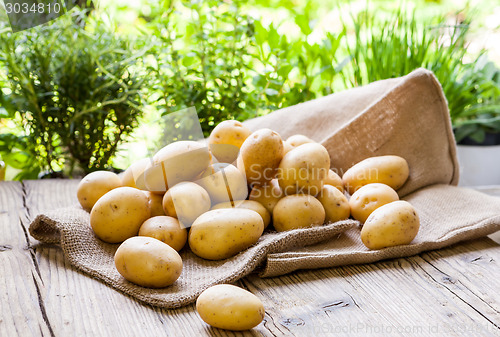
[0,0,499,180]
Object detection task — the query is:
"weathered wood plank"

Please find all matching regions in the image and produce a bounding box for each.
[243,247,500,337]
[0,181,53,337]
[419,239,500,329]
[13,179,500,337]
[22,180,274,337]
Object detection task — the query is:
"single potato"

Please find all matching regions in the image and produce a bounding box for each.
[212,200,271,228]
[248,179,284,214]
[277,143,330,196]
[238,128,284,187]
[349,183,399,223]
[90,187,151,243]
[316,185,350,223]
[197,163,248,204]
[208,120,252,163]
[361,200,420,250]
[143,191,166,217]
[162,182,211,226]
[196,284,265,331]
[114,236,182,288]
[77,171,122,211]
[135,141,211,192]
[188,209,264,260]
[138,216,187,251]
[121,158,151,189]
[273,194,325,231]
[324,169,344,193]
[342,155,409,195]
[283,134,315,154]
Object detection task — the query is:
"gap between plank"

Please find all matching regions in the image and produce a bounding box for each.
[418,255,500,331]
[19,181,56,337]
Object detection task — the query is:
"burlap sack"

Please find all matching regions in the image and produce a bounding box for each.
[29,68,500,308]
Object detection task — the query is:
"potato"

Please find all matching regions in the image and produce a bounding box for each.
[361,200,420,250]
[121,158,151,189]
[188,209,264,260]
[136,141,211,192]
[238,128,284,187]
[342,155,409,195]
[273,194,325,231]
[197,163,248,204]
[316,185,350,223]
[90,187,151,243]
[248,179,283,214]
[324,169,343,193]
[212,200,271,228]
[277,143,330,196]
[162,182,211,226]
[196,284,265,331]
[114,236,182,288]
[77,171,122,211]
[283,134,314,154]
[138,216,187,251]
[143,191,166,217]
[208,120,252,163]
[134,160,168,193]
[349,183,399,223]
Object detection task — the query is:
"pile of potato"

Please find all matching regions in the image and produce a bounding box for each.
[76,119,420,331]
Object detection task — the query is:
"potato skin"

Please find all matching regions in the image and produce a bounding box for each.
[316,185,350,223]
[121,158,151,189]
[324,169,344,193]
[150,141,211,190]
[90,187,151,243]
[114,236,182,288]
[238,128,284,187]
[77,171,122,211]
[134,161,167,193]
[349,183,399,223]
[212,200,271,228]
[342,155,409,195]
[273,194,325,231]
[196,284,265,331]
[277,143,330,196]
[188,209,264,260]
[361,200,420,250]
[283,134,314,154]
[197,164,248,204]
[248,179,284,214]
[138,216,187,251]
[208,120,252,163]
[143,191,166,217]
[162,182,211,226]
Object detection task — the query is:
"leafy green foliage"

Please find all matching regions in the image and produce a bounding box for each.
[0,133,40,180]
[148,0,257,136]
[1,1,499,181]
[251,17,346,110]
[340,9,500,143]
[0,10,146,177]
[146,0,345,136]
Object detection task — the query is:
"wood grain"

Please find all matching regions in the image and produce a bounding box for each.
[243,248,500,337]
[1,179,500,336]
[0,182,53,337]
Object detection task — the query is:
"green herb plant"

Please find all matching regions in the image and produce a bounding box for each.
[0,10,146,177]
[146,0,346,136]
[340,9,500,143]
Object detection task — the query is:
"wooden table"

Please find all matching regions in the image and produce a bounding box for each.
[1,180,500,337]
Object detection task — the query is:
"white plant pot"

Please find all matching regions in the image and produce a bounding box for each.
[456,144,500,186]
